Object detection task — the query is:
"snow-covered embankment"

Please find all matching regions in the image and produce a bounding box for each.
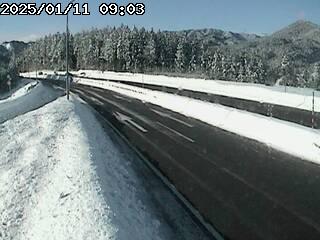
[0,87,209,239]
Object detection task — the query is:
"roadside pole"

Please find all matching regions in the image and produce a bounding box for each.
[312,91,315,129]
[66,11,70,100]
[65,0,76,100]
[7,75,11,92]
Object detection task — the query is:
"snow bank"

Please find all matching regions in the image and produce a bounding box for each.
[0,81,62,124]
[72,70,320,112]
[0,94,209,239]
[0,81,38,104]
[76,78,320,165]
[21,70,320,112]
[0,96,116,239]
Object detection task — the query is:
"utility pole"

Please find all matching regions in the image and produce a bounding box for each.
[65,0,76,100]
[66,9,70,100]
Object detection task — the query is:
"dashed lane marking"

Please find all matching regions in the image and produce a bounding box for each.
[157,121,195,143]
[113,94,132,102]
[151,109,193,128]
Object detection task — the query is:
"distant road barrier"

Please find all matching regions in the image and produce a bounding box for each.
[24,74,320,129]
[73,75,320,129]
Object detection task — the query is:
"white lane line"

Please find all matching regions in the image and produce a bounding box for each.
[90,97,104,105]
[151,109,193,128]
[87,90,153,126]
[52,85,65,91]
[128,119,148,133]
[114,94,132,102]
[113,111,148,133]
[75,89,104,105]
[74,89,87,96]
[87,90,109,102]
[93,88,105,93]
[157,121,195,143]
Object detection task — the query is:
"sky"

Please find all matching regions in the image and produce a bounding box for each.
[0,0,319,43]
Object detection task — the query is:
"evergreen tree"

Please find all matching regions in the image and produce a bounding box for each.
[175,37,187,72]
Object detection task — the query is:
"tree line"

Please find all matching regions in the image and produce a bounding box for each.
[17,25,320,89]
[0,45,18,93]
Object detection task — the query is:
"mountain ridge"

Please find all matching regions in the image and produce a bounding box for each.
[14,19,320,89]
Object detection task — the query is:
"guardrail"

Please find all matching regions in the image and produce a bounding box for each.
[24,74,320,129]
[75,75,320,129]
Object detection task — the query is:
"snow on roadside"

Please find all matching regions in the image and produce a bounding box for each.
[0,81,62,124]
[76,78,320,165]
[0,81,38,104]
[0,96,116,239]
[0,94,208,240]
[0,79,32,101]
[75,70,320,112]
[20,70,320,112]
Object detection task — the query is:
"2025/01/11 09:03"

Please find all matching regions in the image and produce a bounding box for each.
[0,2,145,16]
[99,3,145,16]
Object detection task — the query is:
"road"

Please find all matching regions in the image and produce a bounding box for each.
[71,83,320,240]
[72,74,320,129]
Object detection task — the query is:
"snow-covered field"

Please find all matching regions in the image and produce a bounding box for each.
[75,77,320,165]
[0,80,210,240]
[20,70,320,112]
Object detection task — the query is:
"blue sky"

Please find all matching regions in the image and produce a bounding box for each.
[0,0,319,43]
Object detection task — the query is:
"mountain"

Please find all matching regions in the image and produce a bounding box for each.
[2,41,29,56]
[174,28,261,46]
[270,20,320,42]
[16,21,320,89]
[230,20,320,86]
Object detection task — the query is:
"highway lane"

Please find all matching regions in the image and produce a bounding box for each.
[72,83,320,240]
[71,74,320,129]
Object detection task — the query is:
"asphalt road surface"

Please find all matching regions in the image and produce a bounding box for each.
[71,83,320,240]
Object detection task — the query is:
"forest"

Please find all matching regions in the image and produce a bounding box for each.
[17,21,320,89]
[0,45,17,93]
